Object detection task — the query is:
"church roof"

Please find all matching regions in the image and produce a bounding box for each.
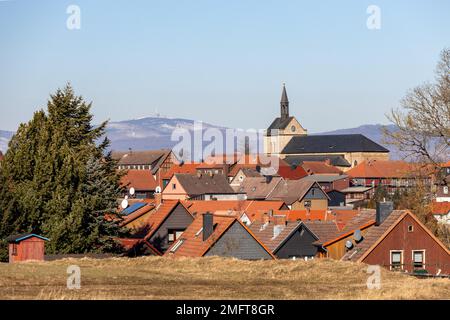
[281,134,389,154]
[267,116,296,131]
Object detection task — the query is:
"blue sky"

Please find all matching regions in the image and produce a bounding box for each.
[0,0,449,132]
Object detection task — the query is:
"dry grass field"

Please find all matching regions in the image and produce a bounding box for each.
[0,257,449,300]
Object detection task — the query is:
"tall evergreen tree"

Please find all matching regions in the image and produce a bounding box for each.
[0,84,124,260]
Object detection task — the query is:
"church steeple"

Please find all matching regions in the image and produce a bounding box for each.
[280,83,289,120]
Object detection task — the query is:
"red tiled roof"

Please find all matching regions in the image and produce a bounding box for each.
[161,162,203,179]
[277,158,308,180]
[144,201,192,240]
[301,161,342,175]
[432,201,450,215]
[164,213,275,258]
[120,169,158,191]
[117,238,162,256]
[346,160,422,178]
[182,200,287,223]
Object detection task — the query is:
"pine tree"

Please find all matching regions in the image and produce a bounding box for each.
[0,84,124,260]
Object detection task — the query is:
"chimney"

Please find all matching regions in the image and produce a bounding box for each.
[376,201,393,226]
[202,212,214,241]
[155,192,162,207]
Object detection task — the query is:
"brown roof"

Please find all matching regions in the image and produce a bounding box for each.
[304,221,340,244]
[234,176,284,200]
[321,210,376,246]
[144,201,192,240]
[267,179,326,205]
[164,213,274,258]
[301,161,343,175]
[120,169,158,191]
[174,173,236,196]
[119,203,156,227]
[342,210,406,262]
[249,220,303,253]
[113,149,170,167]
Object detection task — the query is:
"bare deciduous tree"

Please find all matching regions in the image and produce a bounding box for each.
[384,48,450,170]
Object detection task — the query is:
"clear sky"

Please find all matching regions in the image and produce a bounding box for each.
[0,0,449,132]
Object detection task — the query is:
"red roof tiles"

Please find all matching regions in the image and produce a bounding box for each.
[120,169,158,191]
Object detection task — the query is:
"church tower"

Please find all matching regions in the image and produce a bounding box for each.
[264,84,307,156]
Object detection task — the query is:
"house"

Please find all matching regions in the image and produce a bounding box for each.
[120,169,158,199]
[300,161,343,175]
[302,174,349,192]
[119,202,157,233]
[340,186,374,205]
[182,200,288,224]
[161,162,204,188]
[326,190,346,207]
[431,201,450,225]
[316,208,378,259]
[346,160,432,194]
[113,149,176,187]
[143,201,195,254]
[164,212,275,260]
[283,155,352,172]
[6,233,49,263]
[163,173,245,201]
[264,85,389,167]
[118,238,162,257]
[234,176,284,200]
[229,168,262,187]
[266,179,330,210]
[249,220,320,259]
[303,221,340,255]
[269,208,358,230]
[342,206,450,275]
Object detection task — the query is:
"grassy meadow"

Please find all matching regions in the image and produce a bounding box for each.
[0,257,448,300]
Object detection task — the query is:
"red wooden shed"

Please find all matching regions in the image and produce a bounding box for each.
[6,233,49,263]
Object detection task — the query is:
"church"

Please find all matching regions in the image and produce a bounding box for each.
[264,85,390,171]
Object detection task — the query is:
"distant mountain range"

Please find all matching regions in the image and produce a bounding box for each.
[0,118,400,159]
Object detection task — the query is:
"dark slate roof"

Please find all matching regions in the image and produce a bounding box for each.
[175,173,237,196]
[283,155,351,167]
[281,134,389,154]
[6,233,50,243]
[267,116,295,131]
[249,221,303,253]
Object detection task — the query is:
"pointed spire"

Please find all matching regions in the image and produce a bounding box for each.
[280,83,289,120]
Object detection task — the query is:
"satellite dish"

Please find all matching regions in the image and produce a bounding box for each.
[129,187,135,196]
[345,240,353,250]
[354,229,363,242]
[121,199,129,209]
[155,186,162,193]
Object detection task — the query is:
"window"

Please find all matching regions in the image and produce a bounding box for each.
[291,125,296,132]
[304,200,311,208]
[444,186,449,195]
[172,183,177,190]
[413,250,425,270]
[390,251,403,270]
[408,225,414,232]
[168,229,184,244]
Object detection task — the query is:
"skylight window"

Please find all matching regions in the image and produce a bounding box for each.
[195,227,203,237]
[170,239,184,253]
